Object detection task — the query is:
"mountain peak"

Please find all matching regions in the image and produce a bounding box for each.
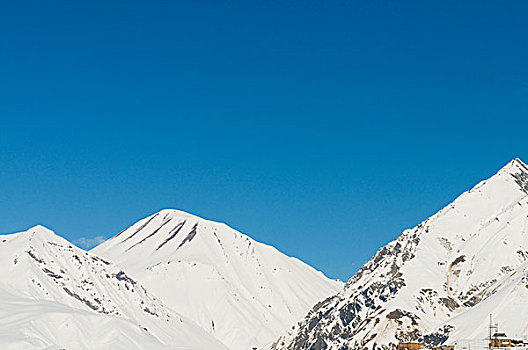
[3,225,58,240]
[4,225,71,248]
[272,159,528,350]
[25,225,63,243]
[93,209,343,350]
[28,225,55,235]
[155,208,203,220]
[0,222,229,350]
[497,157,528,175]
[493,157,528,193]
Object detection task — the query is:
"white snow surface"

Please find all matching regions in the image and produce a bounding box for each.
[93,209,343,350]
[271,158,528,349]
[0,290,171,350]
[0,225,229,350]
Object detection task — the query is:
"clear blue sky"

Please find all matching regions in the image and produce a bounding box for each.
[1,1,527,280]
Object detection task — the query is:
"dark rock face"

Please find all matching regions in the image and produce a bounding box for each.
[178,223,199,249]
[157,220,186,250]
[122,213,160,243]
[270,211,482,350]
[63,287,99,311]
[22,240,167,320]
[128,216,173,250]
[27,250,44,263]
[511,159,528,193]
[272,225,425,350]
[115,271,136,284]
[422,325,454,348]
[438,297,459,312]
[450,255,466,267]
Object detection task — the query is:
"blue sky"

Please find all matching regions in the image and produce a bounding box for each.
[1,1,527,280]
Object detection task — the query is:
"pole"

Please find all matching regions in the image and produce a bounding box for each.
[489,314,492,350]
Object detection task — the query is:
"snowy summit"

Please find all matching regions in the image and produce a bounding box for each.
[272,159,528,350]
[93,209,343,350]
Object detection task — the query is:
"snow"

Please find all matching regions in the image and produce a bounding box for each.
[93,209,342,350]
[0,213,341,349]
[272,158,528,349]
[440,260,528,345]
[0,225,229,350]
[0,290,172,350]
[4,157,527,350]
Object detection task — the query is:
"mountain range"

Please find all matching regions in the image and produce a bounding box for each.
[271,158,528,350]
[2,159,528,349]
[92,209,343,350]
[0,213,341,349]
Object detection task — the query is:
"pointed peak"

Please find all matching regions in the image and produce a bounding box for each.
[155,209,201,219]
[5,225,57,237]
[150,209,220,225]
[25,225,61,241]
[496,158,528,176]
[479,158,528,195]
[29,224,55,233]
[513,157,528,168]
[1,225,66,246]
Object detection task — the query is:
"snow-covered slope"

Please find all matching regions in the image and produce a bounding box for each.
[0,290,172,350]
[0,225,229,350]
[93,209,343,350]
[439,260,528,346]
[271,158,528,350]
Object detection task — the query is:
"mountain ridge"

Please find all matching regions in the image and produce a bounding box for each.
[271,158,528,350]
[0,225,230,350]
[93,208,343,350]
[2,158,527,349]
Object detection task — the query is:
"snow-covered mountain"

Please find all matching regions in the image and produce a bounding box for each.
[0,225,229,350]
[93,209,343,350]
[271,158,528,350]
[6,159,526,350]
